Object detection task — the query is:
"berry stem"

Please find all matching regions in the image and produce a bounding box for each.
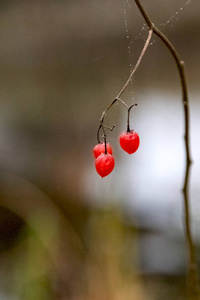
[127,104,137,132]
[103,134,107,154]
[101,125,107,154]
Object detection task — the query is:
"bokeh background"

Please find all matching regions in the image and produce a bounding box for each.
[0,0,199,299]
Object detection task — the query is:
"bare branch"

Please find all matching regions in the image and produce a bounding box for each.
[134,0,199,295]
[116,29,153,99]
[97,29,153,139]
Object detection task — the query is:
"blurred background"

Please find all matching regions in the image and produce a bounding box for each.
[0,0,199,299]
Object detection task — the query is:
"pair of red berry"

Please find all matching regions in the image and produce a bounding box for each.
[93,130,140,178]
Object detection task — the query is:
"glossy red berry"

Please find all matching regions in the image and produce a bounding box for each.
[95,153,115,178]
[93,143,112,158]
[119,130,140,154]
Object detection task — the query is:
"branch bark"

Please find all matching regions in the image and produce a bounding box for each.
[97,29,153,142]
[134,0,199,296]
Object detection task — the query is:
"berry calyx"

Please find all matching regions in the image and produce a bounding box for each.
[119,130,140,154]
[95,153,115,178]
[93,143,113,159]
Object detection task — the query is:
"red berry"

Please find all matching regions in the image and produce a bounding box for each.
[119,130,140,154]
[95,153,115,178]
[93,143,113,158]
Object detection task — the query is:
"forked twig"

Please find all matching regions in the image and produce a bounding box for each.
[97,29,153,136]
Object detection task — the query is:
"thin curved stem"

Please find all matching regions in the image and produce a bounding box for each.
[134,0,199,295]
[103,134,107,154]
[127,104,137,132]
[97,29,153,138]
[116,29,153,99]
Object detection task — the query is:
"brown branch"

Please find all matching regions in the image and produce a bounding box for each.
[97,29,153,142]
[116,29,153,99]
[134,0,199,295]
